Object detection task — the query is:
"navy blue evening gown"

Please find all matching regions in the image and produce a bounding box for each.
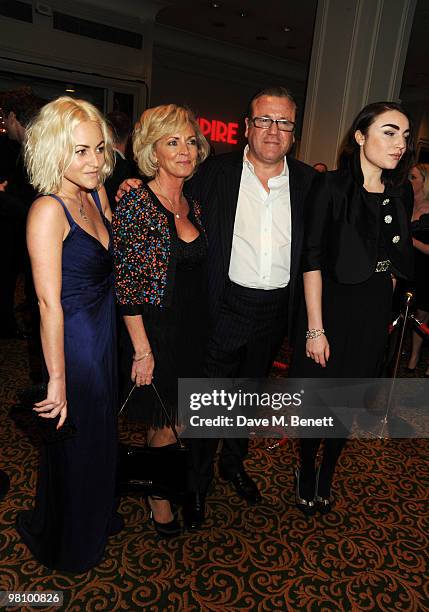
[17,191,119,573]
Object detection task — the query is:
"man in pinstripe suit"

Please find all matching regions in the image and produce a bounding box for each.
[184,86,317,528]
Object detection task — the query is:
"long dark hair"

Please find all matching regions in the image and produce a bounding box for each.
[338,101,414,188]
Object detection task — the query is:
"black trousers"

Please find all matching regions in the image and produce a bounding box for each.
[187,281,289,494]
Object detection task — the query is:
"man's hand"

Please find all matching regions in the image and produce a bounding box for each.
[0,180,8,192]
[116,178,142,203]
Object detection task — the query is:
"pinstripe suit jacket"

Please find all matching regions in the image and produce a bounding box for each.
[186,151,316,339]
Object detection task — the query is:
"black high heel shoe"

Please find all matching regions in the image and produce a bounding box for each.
[148,496,182,538]
[314,466,334,515]
[294,468,315,516]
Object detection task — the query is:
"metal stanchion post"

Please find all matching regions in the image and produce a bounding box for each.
[379,291,414,438]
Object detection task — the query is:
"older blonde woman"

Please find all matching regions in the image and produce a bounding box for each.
[16,97,121,573]
[407,163,429,374]
[113,104,209,537]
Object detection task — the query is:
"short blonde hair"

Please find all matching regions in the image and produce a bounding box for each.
[414,163,429,200]
[24,96,114,194]
[133,104,210,178]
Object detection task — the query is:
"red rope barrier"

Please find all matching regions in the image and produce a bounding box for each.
[389,312,429,337]
[388,314,403,334]
[266,437,288,451]
[411,316,429,337]
[272,361,288,370]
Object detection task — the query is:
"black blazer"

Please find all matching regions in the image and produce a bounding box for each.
[303,158,414,283]
[104,151,134,212]
[186,151,316,337]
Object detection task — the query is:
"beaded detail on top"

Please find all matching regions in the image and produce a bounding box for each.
[113,186,204,309]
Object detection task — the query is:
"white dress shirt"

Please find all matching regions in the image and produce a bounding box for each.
[228,146,292,289]
[114,148,126,160]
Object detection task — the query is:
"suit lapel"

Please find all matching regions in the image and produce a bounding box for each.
[288,158,305,281]
[217,156,242,273]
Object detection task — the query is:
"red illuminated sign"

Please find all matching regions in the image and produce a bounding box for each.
[197,117,239,145]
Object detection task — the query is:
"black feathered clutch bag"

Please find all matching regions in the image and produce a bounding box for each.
[117,383,188,503]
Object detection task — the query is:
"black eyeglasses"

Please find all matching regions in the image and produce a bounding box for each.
[250,116,295,132]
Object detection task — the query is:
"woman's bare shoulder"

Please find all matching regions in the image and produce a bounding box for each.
[28,195,68,232]
[30,194,64,213]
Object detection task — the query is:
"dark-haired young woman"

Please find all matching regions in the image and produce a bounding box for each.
[290,102,415,514]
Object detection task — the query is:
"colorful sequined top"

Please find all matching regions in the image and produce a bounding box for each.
[113,185,205,314]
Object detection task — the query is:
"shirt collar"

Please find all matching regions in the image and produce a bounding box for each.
[114,147,126,160]
[243,145,288,178]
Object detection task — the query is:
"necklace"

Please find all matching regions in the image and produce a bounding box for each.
[155,179,181,219]
[78,192,88,221]
[58,191,89,221]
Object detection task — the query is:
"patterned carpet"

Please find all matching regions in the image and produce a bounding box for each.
[0,334,428,611]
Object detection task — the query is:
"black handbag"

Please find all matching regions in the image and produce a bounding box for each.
[117,383,188,503]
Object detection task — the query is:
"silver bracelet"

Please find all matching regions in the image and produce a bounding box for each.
[133,350,152,362]
[306,329,325,340]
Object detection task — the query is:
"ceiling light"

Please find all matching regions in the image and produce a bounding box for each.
[283,26,291,32]
[65,84,75,93]
[211,2,221,7]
